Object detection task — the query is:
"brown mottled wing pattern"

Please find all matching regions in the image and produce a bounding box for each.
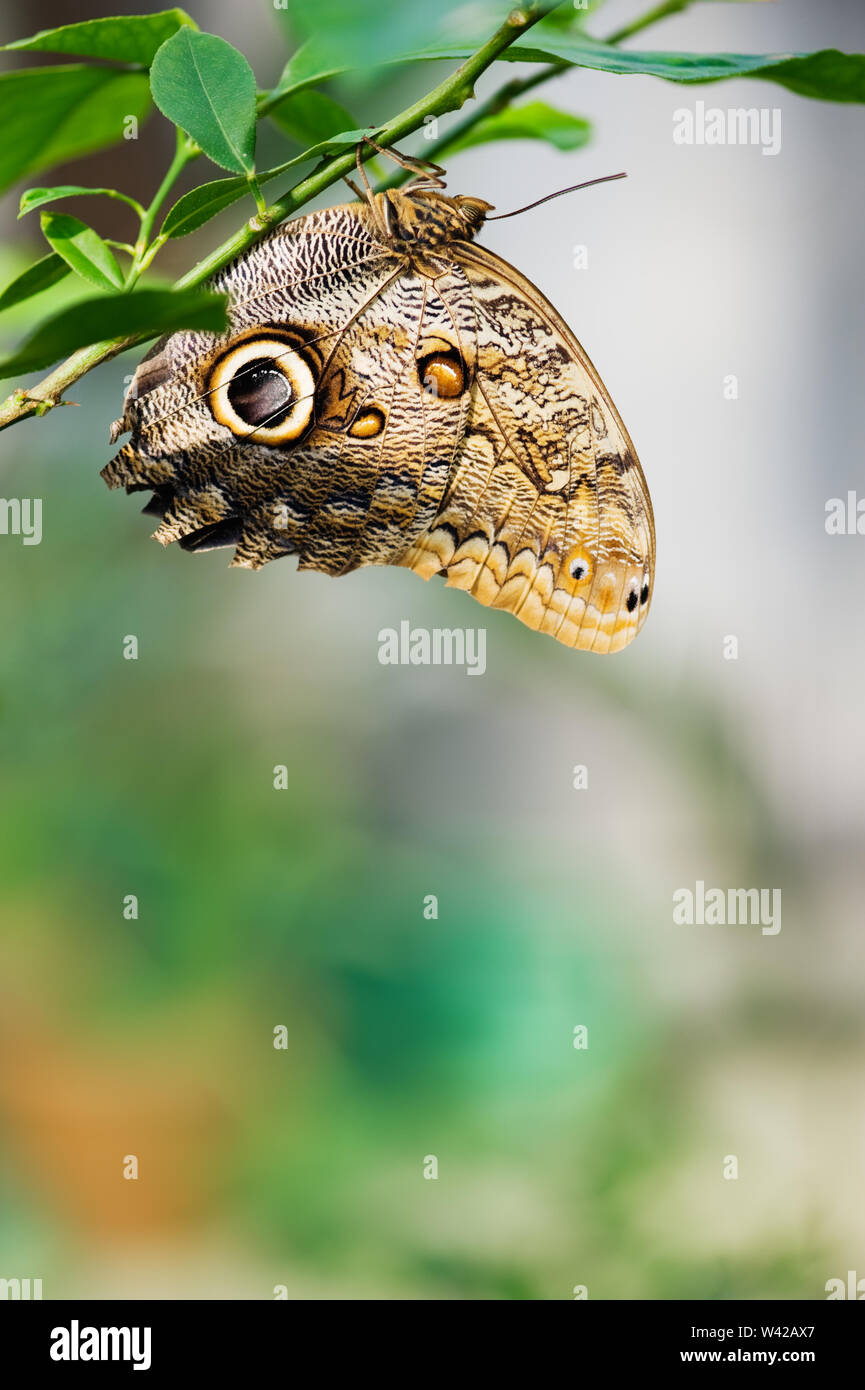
[103,186,653,654]
[103,203,474,576]
[295,256,476,575]
[396,243,655,653]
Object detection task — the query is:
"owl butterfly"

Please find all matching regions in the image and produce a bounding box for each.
[104,146,654,653]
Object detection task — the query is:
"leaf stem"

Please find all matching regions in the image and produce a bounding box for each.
[0,336,141,430]
[100,189,149,220]
[127,129,200,285]
[246,172,269,218]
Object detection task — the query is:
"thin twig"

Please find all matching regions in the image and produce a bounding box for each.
[128,129,200,284]
[606,0,694,47]
[0,2,565,432]
[380,0,699,186]
[0,0,692,433]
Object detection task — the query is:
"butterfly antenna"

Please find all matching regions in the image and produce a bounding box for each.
[486,171,627,221]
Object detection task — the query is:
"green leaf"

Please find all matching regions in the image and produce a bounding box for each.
[160,176,259,239]
[751,48,865,103]
[0,67,151,195]
[160,159,298,238]
[503,36,865,104]
[273,0,497,74]
[159,126,371,238]
[440,102,591,158]
[268,46,344,102]
[0,254,70,314]
[267,89,357,147]
[267,36,865,106]
[150,29,258,174]
[292,128,373,159]
[2,10,197,65]
[19,185,140,219]
[40,213,125,292]
[0,287,229,380]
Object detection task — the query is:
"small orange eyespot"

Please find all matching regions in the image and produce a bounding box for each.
[418,351,466,399]
[348,408,385,439]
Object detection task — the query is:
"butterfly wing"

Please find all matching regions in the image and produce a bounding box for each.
[396,241,655,653]
[103,194,653,654]
[102,202,475,575]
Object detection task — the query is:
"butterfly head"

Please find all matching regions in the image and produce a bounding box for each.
[377,189,494,249]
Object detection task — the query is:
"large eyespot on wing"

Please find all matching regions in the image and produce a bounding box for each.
[100,199,407,563]
[395,242,655,655]
[207,334,317,445]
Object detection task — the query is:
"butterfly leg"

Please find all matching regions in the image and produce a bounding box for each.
[360,135,447,191]
[352,143,392,239]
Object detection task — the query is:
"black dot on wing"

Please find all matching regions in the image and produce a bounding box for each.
[228,360,292,427]
[640,582,650,605]
[626,589,638,613]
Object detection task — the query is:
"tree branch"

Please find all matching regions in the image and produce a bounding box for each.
[380,0,698,184]
[606,0,695,47]
[0,3,570,433]
[0,0,696,434]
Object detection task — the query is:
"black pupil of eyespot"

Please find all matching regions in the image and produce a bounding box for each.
[227,358,293,427]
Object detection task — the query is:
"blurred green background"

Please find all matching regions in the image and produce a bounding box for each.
[1,0,864,1299]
